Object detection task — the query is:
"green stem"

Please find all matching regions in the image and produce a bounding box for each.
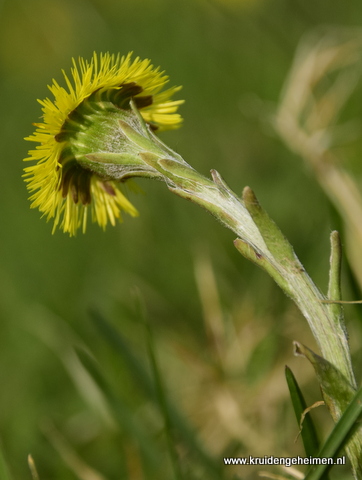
[82,104,361,476]
[140,148,355,388]
[146,152,361,478]
[86,105,355,388]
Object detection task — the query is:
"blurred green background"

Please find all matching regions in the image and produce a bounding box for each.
[1,0,362,479]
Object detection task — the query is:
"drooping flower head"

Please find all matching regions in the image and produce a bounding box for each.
[24,52,183,236]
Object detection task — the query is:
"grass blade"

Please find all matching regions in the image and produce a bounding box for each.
[89,309,222,479]
[75,347,160,470]
[28,455,40,480]
[304,384,362,480]
[285,366,320,457]
[0,444,12,480]
[141,302,184,480]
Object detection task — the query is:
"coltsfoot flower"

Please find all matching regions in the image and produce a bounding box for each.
[24,52,183,236]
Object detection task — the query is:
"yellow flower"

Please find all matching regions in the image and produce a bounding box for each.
[24,52,183,236]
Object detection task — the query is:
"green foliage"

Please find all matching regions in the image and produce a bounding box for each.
[304,384,362,480]
[0,445,12,480]
[88,309,222,479]
[285,366,320,458]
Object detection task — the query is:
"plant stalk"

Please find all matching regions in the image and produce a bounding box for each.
[82,102,361,475]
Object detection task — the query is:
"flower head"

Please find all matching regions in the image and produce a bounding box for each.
[24,52,183,236]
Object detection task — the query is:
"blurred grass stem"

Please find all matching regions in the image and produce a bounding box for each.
[275,28,362,290]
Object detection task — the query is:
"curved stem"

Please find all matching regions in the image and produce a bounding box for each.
[84,104,361,476]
